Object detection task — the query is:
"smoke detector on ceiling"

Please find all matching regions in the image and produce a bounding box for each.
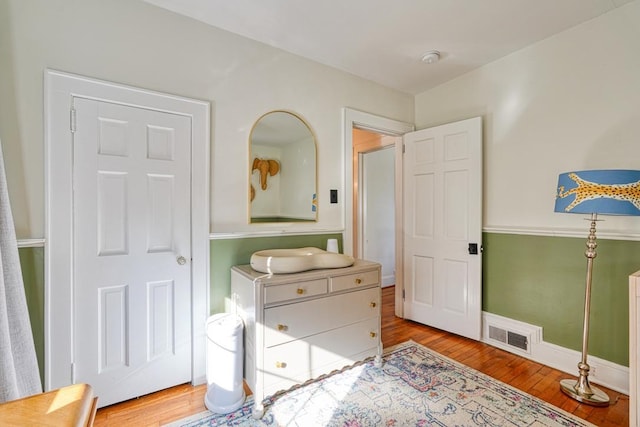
[421,50,440,64]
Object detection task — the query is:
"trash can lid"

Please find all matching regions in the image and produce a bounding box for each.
[206,313,243,335]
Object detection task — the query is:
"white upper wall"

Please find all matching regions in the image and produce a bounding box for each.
[0,0,413,238]
[4,0,639,239]
[415,1,640,236]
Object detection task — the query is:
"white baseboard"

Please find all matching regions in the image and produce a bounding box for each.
[482,312,629,395]
[192,374,207,386]
[382,274,395,287]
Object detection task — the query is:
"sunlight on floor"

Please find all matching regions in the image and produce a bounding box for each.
[272,364,367,425]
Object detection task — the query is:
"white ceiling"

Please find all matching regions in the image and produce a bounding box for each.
[142,0,633,95]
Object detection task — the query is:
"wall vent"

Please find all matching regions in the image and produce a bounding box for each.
[483,313,542,356]
[489,325,507,343]
[487,325,529,353]
[507,331,528,351]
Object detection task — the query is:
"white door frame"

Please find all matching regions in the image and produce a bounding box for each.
[44,69,210,391]
[342,108,413,316]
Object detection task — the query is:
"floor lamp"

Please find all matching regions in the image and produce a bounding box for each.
[554,169,640,406]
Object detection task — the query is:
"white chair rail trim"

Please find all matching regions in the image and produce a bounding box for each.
[17,239,45,248]
[484,225,640,241]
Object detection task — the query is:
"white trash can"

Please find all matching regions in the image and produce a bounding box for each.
[205,313,245,414]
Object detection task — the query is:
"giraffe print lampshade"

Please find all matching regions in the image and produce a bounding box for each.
[554,169,640,216]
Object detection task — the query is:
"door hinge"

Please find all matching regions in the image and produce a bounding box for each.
[70,108,77,133]
[402,288,405,300]
[402,143,406,154]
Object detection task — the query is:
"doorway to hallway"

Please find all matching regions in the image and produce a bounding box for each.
[353,128,399,287]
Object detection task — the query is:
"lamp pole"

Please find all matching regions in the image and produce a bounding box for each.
[559,213,609,406]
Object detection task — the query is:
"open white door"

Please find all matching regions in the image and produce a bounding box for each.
[403,117,482,340]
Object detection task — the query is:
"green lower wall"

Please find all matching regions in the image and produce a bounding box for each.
[209,234,343,313]
[483,232,639,366]
[18,231,638,382]
[18,246,45,385]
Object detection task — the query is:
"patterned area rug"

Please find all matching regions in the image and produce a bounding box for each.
[166,340,593,426]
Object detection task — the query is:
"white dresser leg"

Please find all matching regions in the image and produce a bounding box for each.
[252,402,264,419]
[374,353,382,367]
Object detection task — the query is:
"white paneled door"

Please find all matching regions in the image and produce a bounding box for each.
[72,98,192,407]
[403,117,482,340]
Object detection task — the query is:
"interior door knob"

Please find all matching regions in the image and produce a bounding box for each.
[176,255,187,265]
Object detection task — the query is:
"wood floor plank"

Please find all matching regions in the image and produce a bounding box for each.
[94,285,629,426]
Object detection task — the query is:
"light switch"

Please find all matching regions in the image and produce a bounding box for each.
[330,189,338,204]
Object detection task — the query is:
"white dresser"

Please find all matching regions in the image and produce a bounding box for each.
[231,260,382,418]
[630,270,640,427]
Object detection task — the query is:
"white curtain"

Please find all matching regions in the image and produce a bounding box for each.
[0,140,41,402]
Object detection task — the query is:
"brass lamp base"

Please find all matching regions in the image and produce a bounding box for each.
[560,378,609,407]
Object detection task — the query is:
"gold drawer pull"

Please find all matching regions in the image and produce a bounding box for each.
[275,361,287,369]
[355,278,362,285]
[369,302,377,308]
[370,332,377,338]
[277,324,288,331]
[296,288,305,295]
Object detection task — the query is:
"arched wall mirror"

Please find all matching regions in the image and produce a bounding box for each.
[249,111,317,223]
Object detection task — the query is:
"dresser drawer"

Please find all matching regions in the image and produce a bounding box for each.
[329,269,379,292]
[264,286,380,348]
[264,278,327,305]
[262,317,380,395]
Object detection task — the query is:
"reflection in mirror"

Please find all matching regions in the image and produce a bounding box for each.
[250,111,317,223]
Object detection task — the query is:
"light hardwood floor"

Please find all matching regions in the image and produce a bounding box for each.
[95,286,629,426]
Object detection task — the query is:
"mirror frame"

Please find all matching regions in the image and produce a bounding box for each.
[249,110,318,223]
